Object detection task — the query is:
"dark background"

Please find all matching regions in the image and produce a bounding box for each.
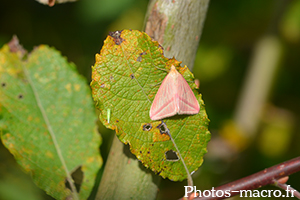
[0,0,300,199]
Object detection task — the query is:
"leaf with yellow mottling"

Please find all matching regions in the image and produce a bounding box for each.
[0,42,102,200]
[91,30,210,181]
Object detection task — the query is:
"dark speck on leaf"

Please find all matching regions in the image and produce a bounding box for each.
[116,120,119,123]
[18,94,23,99]
[1,82,6,87]
[130,74,135,79]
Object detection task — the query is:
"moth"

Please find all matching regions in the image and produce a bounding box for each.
[150,65,200,120]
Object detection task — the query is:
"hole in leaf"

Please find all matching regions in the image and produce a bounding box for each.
[65,166,83,193]
[18,94,23,99]
[130,74,135,79]
[109,30,124,45]
[143,123,152,131]
[136,52,146,62]
[157,121,169,135]
[136,56,142,62]
[1,82,6,87]
[100,84,105,88]
[165,150,179,161]
[110,76,114,81]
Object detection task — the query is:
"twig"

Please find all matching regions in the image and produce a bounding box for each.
[274,180,300,199]
[181,156,300,200]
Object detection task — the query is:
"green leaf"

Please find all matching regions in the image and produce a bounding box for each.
[91,29,210,181]
[0,43,102,200]
[0,144,43,200]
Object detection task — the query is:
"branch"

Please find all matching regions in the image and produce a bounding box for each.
[275,181,300,199]
[182,156,300,200]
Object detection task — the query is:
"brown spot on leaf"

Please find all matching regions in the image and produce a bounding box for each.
[109,30,124,45]
[153,131,170,142]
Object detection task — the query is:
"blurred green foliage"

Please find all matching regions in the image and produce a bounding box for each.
[0,0,300,200]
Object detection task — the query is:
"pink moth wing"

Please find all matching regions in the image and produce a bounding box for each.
[149,65,200,120]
